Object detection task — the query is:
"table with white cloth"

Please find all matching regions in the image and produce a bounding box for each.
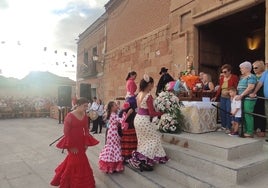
[181,101,218,133]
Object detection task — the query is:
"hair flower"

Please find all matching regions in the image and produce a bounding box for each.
[143,74,150,83]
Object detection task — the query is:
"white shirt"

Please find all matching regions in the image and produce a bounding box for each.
[89,102,104,116]
[231,95,241,118]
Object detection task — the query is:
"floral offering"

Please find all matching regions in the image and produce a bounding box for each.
[154,91,184,133]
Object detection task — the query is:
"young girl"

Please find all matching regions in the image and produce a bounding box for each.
[99,101,133,173]
[228,87,241,136]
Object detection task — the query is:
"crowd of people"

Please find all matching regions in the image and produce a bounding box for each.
[50,61,268,187]
[211,61,268,138]
[0,96,57,119]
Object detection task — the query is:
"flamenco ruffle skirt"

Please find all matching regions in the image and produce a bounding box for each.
[99,160,124,174]
[50,152,95,188]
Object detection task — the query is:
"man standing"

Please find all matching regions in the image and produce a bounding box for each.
[156,67,174,96]
[58,97,65,124]
[250,62,268,141]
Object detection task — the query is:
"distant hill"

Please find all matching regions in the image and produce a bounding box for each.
[0,76,20,87]
[21,71,75,85]
[0,71,75,87]
[0,71,76,98]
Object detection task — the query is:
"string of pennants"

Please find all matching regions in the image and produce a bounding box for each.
[1,40,76,68]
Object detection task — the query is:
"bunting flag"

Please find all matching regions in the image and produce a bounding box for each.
[0,40,76,68]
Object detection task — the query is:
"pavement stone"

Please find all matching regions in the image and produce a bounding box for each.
[1,118,268,188]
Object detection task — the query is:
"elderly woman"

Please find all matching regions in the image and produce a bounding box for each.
[236,61,257,138]
[252,60,266,137]
[212,64,239,133]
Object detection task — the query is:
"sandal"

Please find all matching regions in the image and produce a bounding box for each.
[244,133,253,138]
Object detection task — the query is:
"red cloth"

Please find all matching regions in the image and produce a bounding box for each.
[214,74,239,100]
[146,95,163,117]
[51,113,99,188]
[181,75,200,90]
[121,128,137,159]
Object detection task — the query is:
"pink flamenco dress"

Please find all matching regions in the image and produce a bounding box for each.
[99,112,127,173]
[50,113,99,188]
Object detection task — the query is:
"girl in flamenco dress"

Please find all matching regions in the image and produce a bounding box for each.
[99,101,133,173]
[50,97,99,188]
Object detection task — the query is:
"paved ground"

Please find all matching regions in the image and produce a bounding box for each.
[0,117,106,188]
[1,118,268,188]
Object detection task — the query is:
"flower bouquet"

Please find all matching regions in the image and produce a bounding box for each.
[154,91,184,133]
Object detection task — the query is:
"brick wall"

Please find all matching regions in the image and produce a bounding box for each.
[106,0,170,50]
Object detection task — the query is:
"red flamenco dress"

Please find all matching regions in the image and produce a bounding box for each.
[50,113,99,188]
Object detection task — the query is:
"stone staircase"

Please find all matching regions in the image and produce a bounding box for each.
[88,129,268,188]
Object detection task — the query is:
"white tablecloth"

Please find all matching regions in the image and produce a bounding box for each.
[181,101,218,133]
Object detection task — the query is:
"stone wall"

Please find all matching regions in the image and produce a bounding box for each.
[76,0,266,104]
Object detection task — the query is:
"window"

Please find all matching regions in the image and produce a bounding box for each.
[84,51,88,65]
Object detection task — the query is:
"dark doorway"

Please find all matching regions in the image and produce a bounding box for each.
[198,2,265,83]
[80,83,91,100]
[58,86,72,107]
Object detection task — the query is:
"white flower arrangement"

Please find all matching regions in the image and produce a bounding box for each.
[155,91,180,113]
[154,91,184,133]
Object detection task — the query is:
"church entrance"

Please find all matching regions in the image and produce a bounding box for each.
[198,2,265,83]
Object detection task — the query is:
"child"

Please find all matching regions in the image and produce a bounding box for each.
[228,87,242,136]
[118,101,137,162]
[99,101,133,173]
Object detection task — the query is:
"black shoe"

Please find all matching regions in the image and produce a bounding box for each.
[139,163,153,172]
[90,130,95,132]
[266,139,268,142]
[99,131,102,134]
[93,132,97,134]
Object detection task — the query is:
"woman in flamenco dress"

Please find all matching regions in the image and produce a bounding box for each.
[121,71,138,162]
[50,97,99,188]
[127,74,169,171]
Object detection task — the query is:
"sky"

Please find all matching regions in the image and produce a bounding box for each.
[0,0,109,80]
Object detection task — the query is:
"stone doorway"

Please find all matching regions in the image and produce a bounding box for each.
[198,2,265,84]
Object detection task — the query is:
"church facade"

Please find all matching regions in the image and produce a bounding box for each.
[76,0,266,103]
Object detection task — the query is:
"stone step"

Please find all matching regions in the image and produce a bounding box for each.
[88,133,185,188]
[89,130,268,187]
[161,132,264,160]
[163,142,268,184]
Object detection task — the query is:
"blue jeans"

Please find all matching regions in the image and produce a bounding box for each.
[220,97,231,129]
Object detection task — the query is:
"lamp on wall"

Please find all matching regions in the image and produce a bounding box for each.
[92,55,104,67]
[247,35,261,51]
[92,55,99,61]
